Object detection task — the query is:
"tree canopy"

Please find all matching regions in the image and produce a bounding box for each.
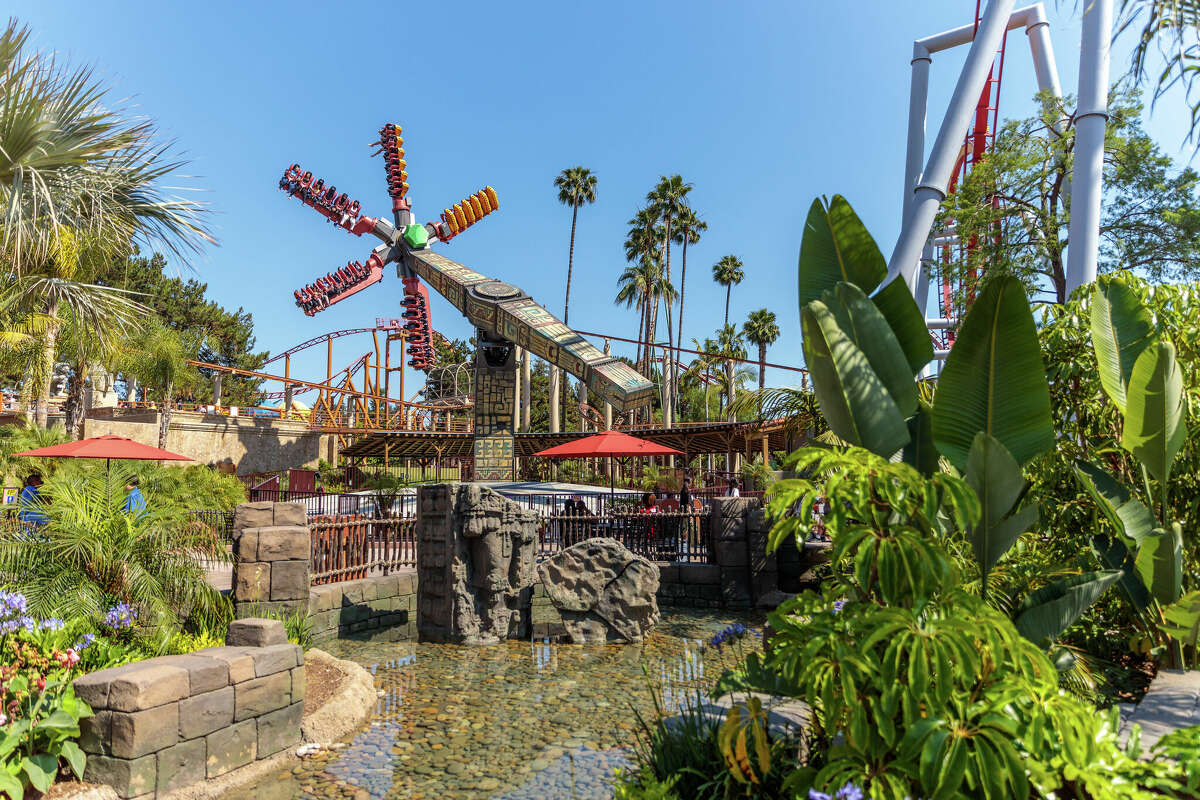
[95,251,267,405]
[938,86,1200,307]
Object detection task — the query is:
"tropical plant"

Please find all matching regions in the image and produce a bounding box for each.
[795,194,1116,646]
[723,447,1200,799]
[672,206,706,391]
[622,208,665,375]
[553,166,597,327]
[715,324,748,421]
[0,424,70,485]
[118,321,202,447]
[742,309,779,393]
[9,231,147,429]
[1118,0,1200,147]
[647,176,693,419]
[1069,273,1194,665]
[0,19,211,273]
[711,255,744,328]
[0,465,231,636]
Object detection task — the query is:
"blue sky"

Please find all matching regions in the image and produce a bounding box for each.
[9,1,1194,396]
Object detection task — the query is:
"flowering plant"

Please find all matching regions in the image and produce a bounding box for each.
[1,591,93,799]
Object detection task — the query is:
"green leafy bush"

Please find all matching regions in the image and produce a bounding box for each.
[749,448,1199,799]
[0,464,231,635]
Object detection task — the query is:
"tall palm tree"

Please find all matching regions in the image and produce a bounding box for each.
[553,167,597,327]
[615,258,654,373]
[552,167,597,432]
[743,308,780,392]
[712,255,745,328]
[15,231,146,427]
[646,176,692,419]
[715,323,747,422]
[623,209,663,374]
[672,206,706,377]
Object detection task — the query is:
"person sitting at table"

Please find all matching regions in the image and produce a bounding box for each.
[18,473,48,529]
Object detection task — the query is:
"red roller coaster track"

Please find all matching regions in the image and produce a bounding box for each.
[939,0,1008,344]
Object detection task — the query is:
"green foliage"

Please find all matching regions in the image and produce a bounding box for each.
[0,464,231,635]
[614,683,796,800]
[748,447,1196,798]
[795,197,1094,645]
[0,635,93,799]
[931,276,1055,472]
[94,252,266,406]
[940,85,1200,305]
[0,424,70,484]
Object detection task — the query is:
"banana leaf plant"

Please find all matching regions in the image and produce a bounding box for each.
[795,195,1119,646]
[1076,274,1192,664]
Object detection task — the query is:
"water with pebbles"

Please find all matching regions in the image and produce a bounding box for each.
[230,609,762,800]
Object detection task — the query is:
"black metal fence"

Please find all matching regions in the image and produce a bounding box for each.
[535,511,711,563]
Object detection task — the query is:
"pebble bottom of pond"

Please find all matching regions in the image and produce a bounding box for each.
[228,609,763,800]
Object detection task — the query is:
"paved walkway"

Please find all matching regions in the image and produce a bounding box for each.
[1119,669,1200,753]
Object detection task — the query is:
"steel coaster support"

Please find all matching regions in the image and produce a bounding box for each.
[1065,0,1113,295]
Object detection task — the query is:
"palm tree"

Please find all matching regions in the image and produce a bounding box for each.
[715,323,747,421]
[553,167,597,326]
[120,322,202,447]
[13,231,146,428]
[647,176,692,418]
[615,259,654,371]
[0,463,230,634]
[0,19,212,272]
[623,209,664,374]
[712,255,745,328]
[743,309,780,392]
[672,207,706,376]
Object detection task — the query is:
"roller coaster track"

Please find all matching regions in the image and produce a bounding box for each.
[262,327,384,367]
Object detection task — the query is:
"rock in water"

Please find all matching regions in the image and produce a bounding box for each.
[537,538,660,643]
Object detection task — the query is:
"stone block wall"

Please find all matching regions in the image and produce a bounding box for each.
[74,620,303,799]
[656,563,723,607]
[708,498,777,608]
[232,501,310,618]
[308,572,418,643]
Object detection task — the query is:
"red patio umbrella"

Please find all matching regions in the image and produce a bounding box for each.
[13,434,192,473]
[533,431,682,497]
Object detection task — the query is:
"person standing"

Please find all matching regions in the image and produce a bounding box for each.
[123,476,147,516]
[726,479,740,498]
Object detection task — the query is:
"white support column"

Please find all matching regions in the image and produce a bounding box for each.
[549,365,560,433]
[904,45,932,225]
[520,350,531,432]
[1065,0,1112,296]
[1025,8,1061,96]
[886,0,1019,293]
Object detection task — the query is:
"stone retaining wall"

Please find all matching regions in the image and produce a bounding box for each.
[308,572,417,643]
[73,620,303,799]
[656,563,723,607]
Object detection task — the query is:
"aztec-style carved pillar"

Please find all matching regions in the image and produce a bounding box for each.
[472,329,517,480]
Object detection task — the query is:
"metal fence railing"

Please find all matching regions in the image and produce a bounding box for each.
[535,511,711,563]
[304,507,713,587]
[310,514,416,585]
[189,509,235,543]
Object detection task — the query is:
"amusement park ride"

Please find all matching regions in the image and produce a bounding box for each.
[277,124,655,480]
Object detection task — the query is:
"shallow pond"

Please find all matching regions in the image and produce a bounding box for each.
[233,609,762,800]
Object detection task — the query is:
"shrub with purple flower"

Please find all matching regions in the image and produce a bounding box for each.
[809,783,866,800]
[709,622,749,651]
[102,602,137,631]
